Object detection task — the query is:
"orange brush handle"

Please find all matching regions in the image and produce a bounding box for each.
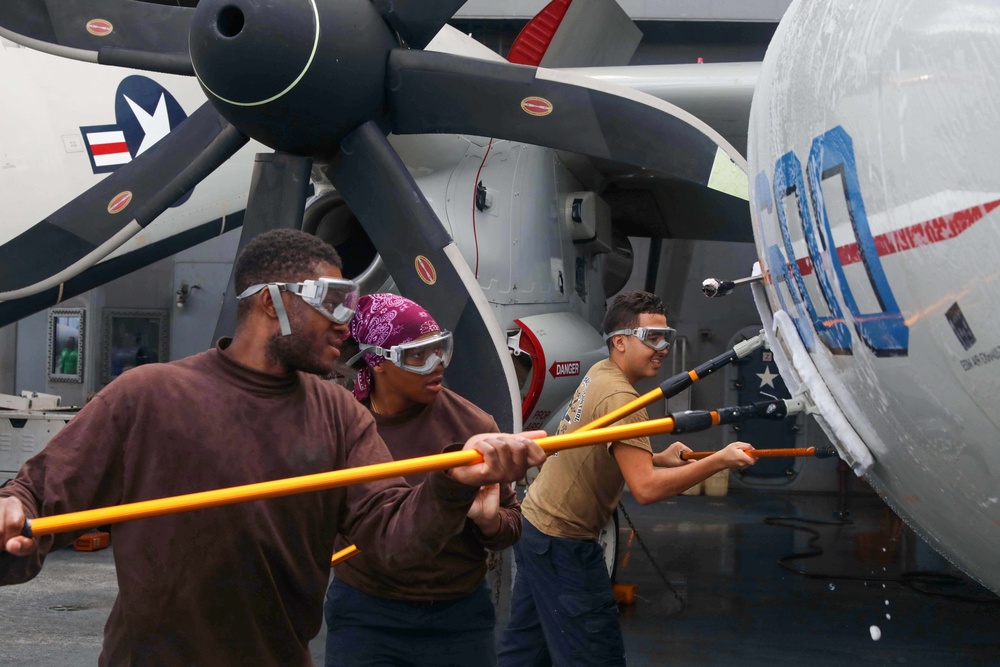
[330,544,360,566]
[24,449,479,538]
[681,447,817,460]
[23,417,678,538]
[576,388,664,433]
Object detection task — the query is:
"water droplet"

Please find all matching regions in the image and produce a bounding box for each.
[884,600,890,606]
[828,583,836,591]
[870,625,882,641]
[886,613,891,620]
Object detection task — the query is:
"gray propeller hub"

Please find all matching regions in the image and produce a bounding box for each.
[190,0,397,157]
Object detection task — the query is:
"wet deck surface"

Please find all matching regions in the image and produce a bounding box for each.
[610,490,999,666]
[2,489,997,665]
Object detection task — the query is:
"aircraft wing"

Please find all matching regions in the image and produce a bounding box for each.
[499,0,757,243]
[560,62,759,243]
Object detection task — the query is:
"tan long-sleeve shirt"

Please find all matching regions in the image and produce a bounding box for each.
[522,359,651,541]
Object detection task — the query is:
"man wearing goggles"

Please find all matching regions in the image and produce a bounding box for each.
[328,294,521,666]
[500,290,755,667]
[0,229,546,667]
[600,322,676,385]
[234,273,360,378]
[602,325,677,352]
[237,276,360,332]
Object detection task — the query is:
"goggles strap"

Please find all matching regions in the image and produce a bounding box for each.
[347,344,388,367]
[345,349,369,367]
[268,284,292,336]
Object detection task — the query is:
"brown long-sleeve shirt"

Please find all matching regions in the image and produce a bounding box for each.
[333,388,521,601]
[0,342,478,666]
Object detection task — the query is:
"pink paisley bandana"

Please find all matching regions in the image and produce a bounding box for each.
[349,293,441,400]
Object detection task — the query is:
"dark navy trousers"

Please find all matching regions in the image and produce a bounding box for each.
[324,578,496,666]
[497,519,626,667]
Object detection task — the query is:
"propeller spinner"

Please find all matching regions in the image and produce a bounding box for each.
[190,0,397,157]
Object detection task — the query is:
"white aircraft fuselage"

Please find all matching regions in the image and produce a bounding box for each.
[749,0,1000,593]
[0,38,260,268]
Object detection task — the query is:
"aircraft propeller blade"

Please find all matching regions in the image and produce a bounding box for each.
[374,0,472,49]
[0,212,246,329]
[0,102,248,302]
[0,0,194,74]
[323,122,521,431]
[1,0,755,431]
[387,49,748,200]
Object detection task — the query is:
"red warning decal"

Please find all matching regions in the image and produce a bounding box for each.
[549,360,580,378]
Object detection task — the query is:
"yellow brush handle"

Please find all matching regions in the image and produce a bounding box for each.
[330,544,359,566]
[575,387,664,433]
[23,416,678,538]
[324,404,678,568]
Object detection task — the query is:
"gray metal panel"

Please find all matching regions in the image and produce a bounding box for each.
[0,411,74,477]
[14,311,48,400]
[0,324,15,394]
[455,0,793,22]
[539,0,642,68]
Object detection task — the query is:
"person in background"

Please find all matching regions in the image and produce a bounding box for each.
[498,290,756,666]
[1,229,545,667]
[325,293,521,666]
[56,335,78,375]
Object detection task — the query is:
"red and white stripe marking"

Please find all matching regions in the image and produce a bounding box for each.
[85,130,131,168]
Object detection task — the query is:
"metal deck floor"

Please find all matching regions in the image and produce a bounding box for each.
[609,490,999,666]
[1,489,997,665]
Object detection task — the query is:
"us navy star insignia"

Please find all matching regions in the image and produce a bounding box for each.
[756,365,778,389]
[125,93,171,156]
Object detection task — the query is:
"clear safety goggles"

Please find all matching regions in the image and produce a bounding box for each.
[348,331,454,375]
[603,326,677,351]
[237,277,360,334]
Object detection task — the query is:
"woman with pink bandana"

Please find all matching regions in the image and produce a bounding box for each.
[324,293,521,666]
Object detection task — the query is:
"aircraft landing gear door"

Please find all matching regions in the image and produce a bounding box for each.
[725,325,801,483]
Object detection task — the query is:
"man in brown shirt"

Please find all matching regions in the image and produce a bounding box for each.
[0,229,546,666]
[499,290,755,666]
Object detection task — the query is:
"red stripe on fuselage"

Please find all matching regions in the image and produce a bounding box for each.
[795,199,1000,276]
